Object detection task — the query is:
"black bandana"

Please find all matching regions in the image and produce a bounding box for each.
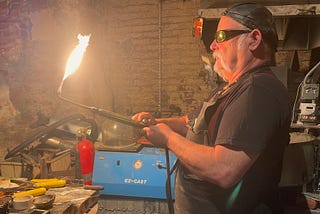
[223,2,278,47]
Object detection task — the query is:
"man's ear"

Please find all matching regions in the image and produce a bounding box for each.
[248,29,262,50]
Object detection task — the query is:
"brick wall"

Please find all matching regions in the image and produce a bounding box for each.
[101,0,208,116]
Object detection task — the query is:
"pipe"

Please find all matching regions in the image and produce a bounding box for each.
[158,0,163,114]
[57,90,144,128]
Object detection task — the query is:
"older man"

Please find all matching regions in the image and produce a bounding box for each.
[133,2,290,214]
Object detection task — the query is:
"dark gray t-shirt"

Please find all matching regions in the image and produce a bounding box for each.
[179,66,291,214]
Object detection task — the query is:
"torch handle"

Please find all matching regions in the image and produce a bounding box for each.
[90,107,145,128]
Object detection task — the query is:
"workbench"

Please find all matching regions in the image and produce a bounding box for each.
[47,186,98,213]
[8,186,98,214]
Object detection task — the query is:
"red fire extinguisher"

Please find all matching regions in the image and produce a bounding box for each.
[78,137,95,185]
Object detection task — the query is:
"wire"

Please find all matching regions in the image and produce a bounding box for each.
[291,81,302,123]
[165,147,174,214]
[303,60,320,85]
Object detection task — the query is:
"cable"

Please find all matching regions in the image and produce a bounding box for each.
[165,148,178,214]
[291,82,302,123]
[165,147,174,214]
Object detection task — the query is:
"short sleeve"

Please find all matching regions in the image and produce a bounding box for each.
[214,84,281,152]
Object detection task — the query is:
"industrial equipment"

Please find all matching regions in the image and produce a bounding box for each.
[292,61,320,125]
[3,114,99,179]
[93,145,176,199]
[91,120,176,214]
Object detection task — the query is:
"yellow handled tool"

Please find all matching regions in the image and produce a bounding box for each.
[13,187,47,198]
[33,179,66,188]
[31,178,59,183]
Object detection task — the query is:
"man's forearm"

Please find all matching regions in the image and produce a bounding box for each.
[155,115,188,136]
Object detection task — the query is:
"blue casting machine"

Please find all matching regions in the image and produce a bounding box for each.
[92,147,176,199]
[92,121,177,199]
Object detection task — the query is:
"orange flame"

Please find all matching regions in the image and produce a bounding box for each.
[63,34,91,81]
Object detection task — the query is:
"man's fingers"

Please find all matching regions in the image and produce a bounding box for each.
[137,137,152,145]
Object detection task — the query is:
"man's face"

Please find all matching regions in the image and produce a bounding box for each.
[210,16,249,82]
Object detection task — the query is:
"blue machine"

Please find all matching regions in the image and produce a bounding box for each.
[92,146,177,199]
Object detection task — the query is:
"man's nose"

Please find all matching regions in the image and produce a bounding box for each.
[210,39,217,51]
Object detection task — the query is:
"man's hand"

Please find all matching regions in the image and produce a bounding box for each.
[131,112,156,126]
[132,112,156,146]
[143,123,172,148]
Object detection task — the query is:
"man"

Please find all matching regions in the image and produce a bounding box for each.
[132,2,291,214]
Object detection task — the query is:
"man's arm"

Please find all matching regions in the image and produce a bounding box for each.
[167,130,259,188]
[155,116,189,136]
[134,113,259,188]
[144,123,259,189]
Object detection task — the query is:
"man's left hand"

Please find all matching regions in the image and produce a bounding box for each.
[142,123,172,148]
